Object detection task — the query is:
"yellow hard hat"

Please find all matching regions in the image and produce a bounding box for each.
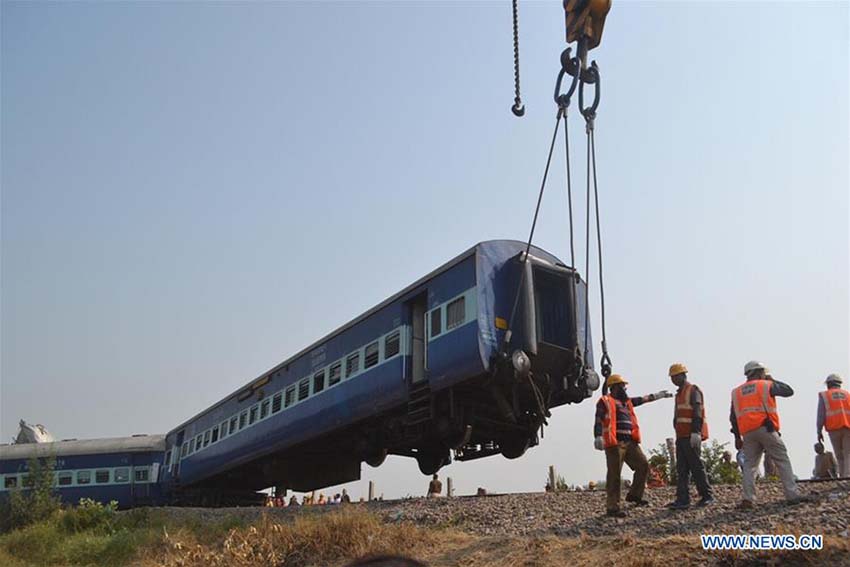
[606,374,628,388]
[668,363,688,377]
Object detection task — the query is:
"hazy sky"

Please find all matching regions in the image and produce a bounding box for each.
[2,1,848,499]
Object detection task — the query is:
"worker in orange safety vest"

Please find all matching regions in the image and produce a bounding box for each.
[594,374,672,517]
[730,361,806,509]
[666,363,713,510]
[817,373,850,478]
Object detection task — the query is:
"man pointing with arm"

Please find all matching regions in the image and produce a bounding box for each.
[594,374,672,517]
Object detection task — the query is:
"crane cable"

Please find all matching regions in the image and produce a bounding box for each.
[503,49,611,392]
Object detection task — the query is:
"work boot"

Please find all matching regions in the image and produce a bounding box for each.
[625,495,649,506]
[667,501,690,510]
[606,509,627,518]
[736,500,754,510]
[696,496,714,507]
[786,495,812,505]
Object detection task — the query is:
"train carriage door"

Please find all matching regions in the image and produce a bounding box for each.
[408,293,427,384]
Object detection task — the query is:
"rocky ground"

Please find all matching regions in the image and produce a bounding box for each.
[156,479,850,538]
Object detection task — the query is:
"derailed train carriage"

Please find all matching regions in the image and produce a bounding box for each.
[159,240,600,505]
[0,436,166,508]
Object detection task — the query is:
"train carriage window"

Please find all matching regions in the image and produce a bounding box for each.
[203,431,211,447]
[165,450,172,471]
[260,399,270,419]
[364,342,379,369]
[77,471,91,485]
[272,392,282,413]
[21,475,31,488]
[298,378,310,401]
[430,308,442,338]
[328,363,342,386]
[285,386,296,407]
[346,353,360,377]
[181,442,188,458]
[239,411,248,430]
[114,468,129,483]
[196,435,203,450]
[211,426,219,443]
[4,476,17,489]
[58,472,73,486]
[95,470,110,484]
[134,468,149,483]
[229,417,238,435]
[313,370,325,394]
[446,297,466,330]
[189,439,194,454]
[384,332,400,358]
[249,405,259,424]
[220,421,228,439]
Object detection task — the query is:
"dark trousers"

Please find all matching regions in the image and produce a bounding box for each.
[675,437,712,504]
[605,440,648,512]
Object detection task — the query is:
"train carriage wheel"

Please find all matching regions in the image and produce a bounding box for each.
[500,435,531,459]
[416,449,449,476]
[365,448,388,468]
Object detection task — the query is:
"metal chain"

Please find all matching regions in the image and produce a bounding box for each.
[510,0,525,117]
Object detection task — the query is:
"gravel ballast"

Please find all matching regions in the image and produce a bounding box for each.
[151,480,850,538]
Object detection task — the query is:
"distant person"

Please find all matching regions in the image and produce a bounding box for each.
[476,487,487,496]
[666,363,713,510]
[593,373,672,517]
[427,474,442,497]
[318,493,327,505]
[333,493,342,504]
[812,442,837,479]
[730,361,805,509]
[289,495,299,506]
[817,373,850,477]
[342,488,351,503]
[265,496,274,507]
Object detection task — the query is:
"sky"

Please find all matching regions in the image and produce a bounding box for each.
[1,1,848,500]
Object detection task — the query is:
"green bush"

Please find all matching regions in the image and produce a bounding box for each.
[0,456,61,533]
[60,498,119,534]
[701,439,742,485]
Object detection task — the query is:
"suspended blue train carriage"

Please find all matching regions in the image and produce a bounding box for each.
[158,240,599,504]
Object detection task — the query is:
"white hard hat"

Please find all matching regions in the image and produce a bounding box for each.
[744,360,766,375]
[826,373,843,385]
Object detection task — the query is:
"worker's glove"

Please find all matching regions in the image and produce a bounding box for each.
[650,390,673,401]
[594,436,604,451]
[818,432,824,443]
[690,432,702,451]
[734,437,743,450]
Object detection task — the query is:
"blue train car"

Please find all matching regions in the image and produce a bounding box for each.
[160,240,599,504]
[0,436,166,509]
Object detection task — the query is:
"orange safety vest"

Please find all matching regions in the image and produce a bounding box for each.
[675,383,709,440]
[821,388,850,432]
[599,395,641,448]
[732,379,779,435]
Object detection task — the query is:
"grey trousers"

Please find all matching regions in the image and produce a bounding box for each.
[828,428,850,477]
[741,426,800,502]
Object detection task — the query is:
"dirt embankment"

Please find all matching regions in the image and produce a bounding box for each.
[142,480,850,566]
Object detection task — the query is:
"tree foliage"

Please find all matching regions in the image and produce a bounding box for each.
[0,456,61,533]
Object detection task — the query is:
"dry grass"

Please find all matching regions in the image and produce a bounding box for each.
[4,505,848,566]
[140,507,445,567]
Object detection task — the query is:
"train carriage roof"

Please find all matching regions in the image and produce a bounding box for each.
[0,435,166,460]
[168,240,566,434]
